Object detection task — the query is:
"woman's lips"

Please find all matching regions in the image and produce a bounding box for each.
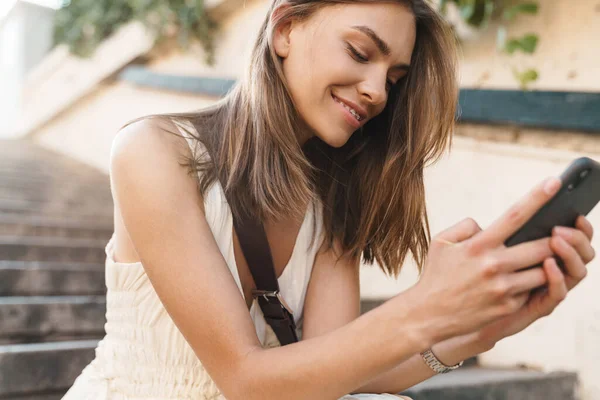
[332,94,362,129]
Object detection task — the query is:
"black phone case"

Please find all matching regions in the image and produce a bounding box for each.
[505,157,600,248]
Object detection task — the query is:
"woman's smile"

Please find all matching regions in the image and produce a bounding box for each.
[332,93,365,130]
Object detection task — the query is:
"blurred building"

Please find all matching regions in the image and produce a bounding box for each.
[0,0,62,138]
[3,0,600,398]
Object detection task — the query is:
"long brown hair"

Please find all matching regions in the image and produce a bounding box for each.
[124,0,458,278]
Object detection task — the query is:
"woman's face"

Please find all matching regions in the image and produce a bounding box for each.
[274,2,416,147]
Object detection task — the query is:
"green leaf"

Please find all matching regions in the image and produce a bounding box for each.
[505,39,521,54]
[53,0,217,64]
[504,34,539,54]
[503,2,539,21]
[469,0,493,27]
[518,34,539,53]
[512,68,539,90]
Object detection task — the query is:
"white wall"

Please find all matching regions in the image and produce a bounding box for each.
[33,82,216,174]
[457,0,600,91]
[0,2,54,139]
[21,2,55,72]
[0,6,24,138]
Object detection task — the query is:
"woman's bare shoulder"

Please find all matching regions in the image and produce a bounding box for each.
[109,116,206,262]
[108,116,265,399]
[111,117,193,167]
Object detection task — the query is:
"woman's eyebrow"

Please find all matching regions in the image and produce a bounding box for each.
[351,25,411,71]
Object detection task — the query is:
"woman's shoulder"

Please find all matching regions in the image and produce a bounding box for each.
[110,116,206,209]
[112,116,194,163]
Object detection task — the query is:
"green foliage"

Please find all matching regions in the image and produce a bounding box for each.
[439,0,540,89]
[513,68,539,90]
[52,0,542,87]
[440,0,495,28]
[53,0,217,63]
[503,2,539,21]
[504,34,538,54]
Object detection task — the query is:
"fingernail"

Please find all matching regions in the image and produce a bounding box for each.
[555,236,568,247]
[544,177,561,195]
[554,226,572,238]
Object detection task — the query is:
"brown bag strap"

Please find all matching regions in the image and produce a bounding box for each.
[170,119,297,344]
[231,211,298,345]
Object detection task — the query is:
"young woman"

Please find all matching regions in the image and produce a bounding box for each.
[63,0,595,399]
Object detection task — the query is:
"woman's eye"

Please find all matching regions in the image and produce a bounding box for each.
[386,79,394,90]
[347,44,368,63]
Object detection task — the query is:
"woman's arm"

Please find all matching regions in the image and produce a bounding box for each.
[302,196,593,396]
[351,326,491,394]
[302,242,491,395]
[110,119,438,400]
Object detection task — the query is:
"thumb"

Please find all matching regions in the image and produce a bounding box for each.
[435,217,482,245]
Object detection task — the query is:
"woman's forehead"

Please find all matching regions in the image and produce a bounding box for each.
[309,3,416,57]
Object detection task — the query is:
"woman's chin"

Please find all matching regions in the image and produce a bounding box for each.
[315,129,353,148]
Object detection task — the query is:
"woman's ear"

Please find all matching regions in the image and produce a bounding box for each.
[272,4,294,58]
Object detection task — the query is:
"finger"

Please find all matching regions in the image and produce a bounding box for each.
[506,267,548,295]
[475,177,562,247]
[575,215,594,241]
[542,257,568,307]
[514,291,531,309]
[553,226,596,264]
[527,258,566,319]
[435,217,482,245]
[500,237,554,272]
[550,235,588,288]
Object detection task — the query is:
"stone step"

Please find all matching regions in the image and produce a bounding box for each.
[0,214,113,241]
[0,296,106,343]
[0,236,108,263]
[0,168,109,186]
[0,182,106,194]
[0,204,114,220]
[0,349,579,400]
[0,191,113,204]
[401,367,578,400]
[0,143,105,174]
[0,174,109,186]
[0,198,113,215]
[0,172,108,184]
[0,185,112,200]
[0,220,113,239]
[0,340,97,397]
[3,392,65,400]
[0,175,109,190]
[0,213,113,233]
[0,261,105,296]
[360,298,387,314]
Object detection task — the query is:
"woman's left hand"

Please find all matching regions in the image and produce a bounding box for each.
[474,215,595,347]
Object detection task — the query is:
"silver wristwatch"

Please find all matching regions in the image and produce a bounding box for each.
[420,349,464,374]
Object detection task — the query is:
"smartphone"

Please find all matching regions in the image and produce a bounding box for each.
[505,157,600,253]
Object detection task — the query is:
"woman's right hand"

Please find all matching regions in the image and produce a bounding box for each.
[410,176,563,342]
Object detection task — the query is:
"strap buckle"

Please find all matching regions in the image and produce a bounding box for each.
[251,289,294,316]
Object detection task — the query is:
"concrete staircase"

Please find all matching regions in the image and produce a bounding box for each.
[402,367,578,400]
[0,139,581,399]
[0,140,111,399]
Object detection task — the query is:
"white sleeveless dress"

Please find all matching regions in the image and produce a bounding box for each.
[61,120,410,400]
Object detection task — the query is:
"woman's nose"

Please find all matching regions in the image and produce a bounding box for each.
[357,73,387,107]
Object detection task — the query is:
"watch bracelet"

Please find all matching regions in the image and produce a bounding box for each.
[420,348,464,374]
